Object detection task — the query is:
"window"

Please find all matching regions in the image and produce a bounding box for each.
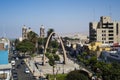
[102,34,106,36]
[102,38,106,40]
[109,27,113,29]
[109,38,113,40]
[102,30,106,33]
[109,41,113,43]
[109,34,113,36]
[108,25,113,27]
[116,23,119,35]
[109,30,113,33]
[103,25,106,27]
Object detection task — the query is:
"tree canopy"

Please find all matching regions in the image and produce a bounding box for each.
[16,39,34,54]
[66,70,90,80]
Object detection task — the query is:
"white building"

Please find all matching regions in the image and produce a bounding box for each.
[89,16,120,44]
[0,37,12,80]
[22,25,32,40]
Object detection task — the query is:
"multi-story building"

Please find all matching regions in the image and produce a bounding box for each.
[0,37,12,80]
[40,25,45,38]
[89,16,120,44]
[0,38,10,64]
[22,25,32,40]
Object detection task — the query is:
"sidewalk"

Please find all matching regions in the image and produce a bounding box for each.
[24,57,45,79]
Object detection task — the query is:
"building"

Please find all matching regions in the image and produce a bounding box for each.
[100,51,120,63]
[89,16,120,44]
[22,25,32,40]
[0,38,10,52]
[40,25,45,38]
[0,37,12,80]
[88,41,111,57]
[61,32,89,46]
[0,38,10,64]
[88,42,111,52]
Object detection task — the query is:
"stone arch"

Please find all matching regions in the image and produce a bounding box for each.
[43,32,67,65]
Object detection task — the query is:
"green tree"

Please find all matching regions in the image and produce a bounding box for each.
[27,31,38,44]
[47,28,54,38]
[14,39,20,46]
[27,31,38,53]
[88,56,97,65]
[38,37,45,46]
[53,54,60,61]
[16,40,34,56]
[38,37,46,54]
[66,70,90,80]
[50,40,59,48]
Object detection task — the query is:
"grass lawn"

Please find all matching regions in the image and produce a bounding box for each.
[49,74,67,80]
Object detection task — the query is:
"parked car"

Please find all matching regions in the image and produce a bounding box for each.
[25,68,30,73]
[12,69,17,74]
[21,60,25,64]
[16,64,21,68]
[16,57,19,60]
[13,75,18,80]
[11,60,15,66]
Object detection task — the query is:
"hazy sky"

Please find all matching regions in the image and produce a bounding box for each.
[0,0,120,38]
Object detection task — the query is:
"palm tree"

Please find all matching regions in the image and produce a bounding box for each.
[27,31,38,53]
[47,28,54,36]
[27,31,38,44]
[47,28,54,38]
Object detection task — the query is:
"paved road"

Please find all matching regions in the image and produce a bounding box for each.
[16,59,36,80]
[11,51,36,80]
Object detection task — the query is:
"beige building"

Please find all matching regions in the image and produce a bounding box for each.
[40,25,45,38]
[0,38,10,50]
[22,25,32,40]
[89,16,120,44]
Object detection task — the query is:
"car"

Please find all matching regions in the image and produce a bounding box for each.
[32,76,36,79]
[11,60,15,66]
[25,68,30,73]
[16,64,21,68]
[12,70,17,74]
[16,57,19,60]
[13,73,17,77]
[13,75,18,80]
[21,60,25,64]
[12,66,16,70]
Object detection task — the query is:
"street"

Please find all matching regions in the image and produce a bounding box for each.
[10,50,37,80]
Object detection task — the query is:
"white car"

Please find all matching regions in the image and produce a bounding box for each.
[16,57,19,60]
[11,60,15,66]
[25,68,30,73]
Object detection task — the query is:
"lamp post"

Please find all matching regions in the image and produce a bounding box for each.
[63,63,64,74]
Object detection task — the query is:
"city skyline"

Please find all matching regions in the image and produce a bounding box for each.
[0,0,120,38]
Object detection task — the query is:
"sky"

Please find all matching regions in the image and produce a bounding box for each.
[0,0,120,39]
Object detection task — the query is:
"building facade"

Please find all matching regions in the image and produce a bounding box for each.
[89,16,120,44]
[40,25,45,38]
[0,38,10,64]
[0,37,12,80]
[22,25,32,40]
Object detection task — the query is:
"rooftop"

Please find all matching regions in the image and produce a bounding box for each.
[0,63,12,70]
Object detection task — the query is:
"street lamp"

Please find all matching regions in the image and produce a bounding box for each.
[63,63,64,74]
